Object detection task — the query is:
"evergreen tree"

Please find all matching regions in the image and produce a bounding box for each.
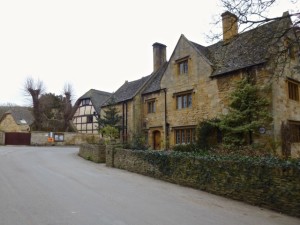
[97,97,121,131]
[217,77,272,146]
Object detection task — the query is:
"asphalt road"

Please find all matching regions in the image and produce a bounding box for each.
[0,146,299,225]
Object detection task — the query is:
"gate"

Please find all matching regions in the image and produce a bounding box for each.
[5,132,31,145]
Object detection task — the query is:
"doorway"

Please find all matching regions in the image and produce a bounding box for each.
[153,131,161,150]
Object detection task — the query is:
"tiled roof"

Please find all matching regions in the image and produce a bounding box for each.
[77,89,112,113]
[0,107,34,125]
[105,75,152,105]
[191,16,289,77]
[142,62,168,95]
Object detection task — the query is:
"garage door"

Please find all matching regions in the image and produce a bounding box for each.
[5,132,31,145]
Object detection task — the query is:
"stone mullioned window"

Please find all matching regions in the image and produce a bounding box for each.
[175,128,195,144]
[288,80,299,101]
[176,93,192,109]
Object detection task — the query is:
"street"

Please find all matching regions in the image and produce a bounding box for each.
[0,146,299,225]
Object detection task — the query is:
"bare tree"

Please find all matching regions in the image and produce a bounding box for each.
[208,0,300,77]
[210,0,299,39]
[24,77,45,130]
[63,83,74,131]
[0,103,18,119]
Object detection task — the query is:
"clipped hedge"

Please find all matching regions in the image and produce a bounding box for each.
[106,147,300,217]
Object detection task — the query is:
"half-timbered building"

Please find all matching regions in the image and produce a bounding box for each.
[72,89,111,134]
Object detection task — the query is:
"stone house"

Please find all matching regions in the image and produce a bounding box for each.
[100,74,152,143]
[143,11,300,155]
[0,107,34,132]
[72,89,111,134]
[100,43,168,144]
[101,11,300,156]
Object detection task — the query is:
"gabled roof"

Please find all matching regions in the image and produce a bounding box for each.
[76,89,112,113]
[0,107,34,125]
[104,75,152,105]
[189,12,292,77]
[142,62,168,95]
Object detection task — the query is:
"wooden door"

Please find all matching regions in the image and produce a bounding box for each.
[153,131,161,150]
[5,132,31,145]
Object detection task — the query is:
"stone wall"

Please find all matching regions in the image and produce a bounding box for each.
[106,145,300,218]
[78,143,106,163]
[31,132,101,146]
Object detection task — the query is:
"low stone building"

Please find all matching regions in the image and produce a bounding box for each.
[0,107,34,132]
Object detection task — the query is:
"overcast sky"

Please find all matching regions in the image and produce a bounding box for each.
[0,0,298,106]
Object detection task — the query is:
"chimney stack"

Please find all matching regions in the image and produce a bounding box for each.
[153,42,166,72]
[221,11,238,42]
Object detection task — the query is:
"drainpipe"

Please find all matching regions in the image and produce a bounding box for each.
[125,101,128,143]
[122,102,125,144]
[121,101,128,144]
[163,88,168,150]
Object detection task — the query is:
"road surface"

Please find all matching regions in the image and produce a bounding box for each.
[0,146,299,225]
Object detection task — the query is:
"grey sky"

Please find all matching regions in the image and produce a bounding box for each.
[0,0,297,106]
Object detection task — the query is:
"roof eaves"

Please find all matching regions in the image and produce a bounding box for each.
[210,61,266,78]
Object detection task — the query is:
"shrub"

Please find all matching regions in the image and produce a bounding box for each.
[125,133,148,150]
[172,143,199,152]
[101,125,119,140]
[196,118,221,150]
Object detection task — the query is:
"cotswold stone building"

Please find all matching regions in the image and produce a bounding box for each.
[0,107,34,132]
[100,11,300,156]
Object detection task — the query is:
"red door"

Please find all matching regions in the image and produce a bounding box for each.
[5,132,31,145]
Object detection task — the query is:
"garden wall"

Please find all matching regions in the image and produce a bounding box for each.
[79,143,106,163]
[106,145,300,217]
[31,132,101,146]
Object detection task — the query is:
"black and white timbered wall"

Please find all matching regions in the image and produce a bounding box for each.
[72,99,98,134]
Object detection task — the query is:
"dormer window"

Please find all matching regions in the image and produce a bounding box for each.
[284,38,296,59]
[82,99,90,106]
[176,56,189,75]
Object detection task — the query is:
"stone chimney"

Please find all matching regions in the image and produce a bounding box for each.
[153,42,166,72]
[221,11,238,42]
